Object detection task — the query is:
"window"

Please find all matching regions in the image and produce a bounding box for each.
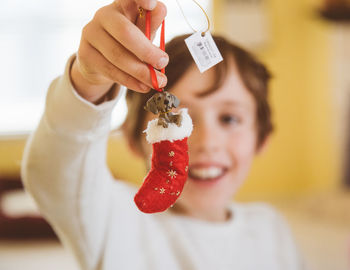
[0,0,211,135]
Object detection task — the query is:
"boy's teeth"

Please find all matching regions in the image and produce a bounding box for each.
[190,167,224,180]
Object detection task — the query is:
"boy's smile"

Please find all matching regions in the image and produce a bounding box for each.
[188,164,229,182]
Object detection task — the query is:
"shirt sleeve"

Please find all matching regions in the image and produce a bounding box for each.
[21,54,125,270]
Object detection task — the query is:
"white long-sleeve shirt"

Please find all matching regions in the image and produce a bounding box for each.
[21,55,304,270]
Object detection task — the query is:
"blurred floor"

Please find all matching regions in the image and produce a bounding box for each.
[0,240,78,270]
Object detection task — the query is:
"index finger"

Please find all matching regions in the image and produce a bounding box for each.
[100,5,169,70]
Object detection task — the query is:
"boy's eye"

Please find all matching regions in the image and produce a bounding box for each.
[220,114,240,125]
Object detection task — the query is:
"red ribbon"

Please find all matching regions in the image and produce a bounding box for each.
[145,10,165,92]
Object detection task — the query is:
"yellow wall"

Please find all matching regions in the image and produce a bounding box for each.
[0,138,25,178]
[0,0,341,202]
[107,132,146,186]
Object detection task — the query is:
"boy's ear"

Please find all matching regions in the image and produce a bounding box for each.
[256,135,270,155]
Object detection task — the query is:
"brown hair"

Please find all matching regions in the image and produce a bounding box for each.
[121,34,273,156]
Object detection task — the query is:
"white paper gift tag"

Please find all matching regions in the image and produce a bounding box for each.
[185,31,223,73]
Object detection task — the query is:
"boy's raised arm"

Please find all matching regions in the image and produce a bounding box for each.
[21,1,168,268]
[21,54,123,269]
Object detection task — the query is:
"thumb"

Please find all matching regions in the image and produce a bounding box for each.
[136,2,167,42]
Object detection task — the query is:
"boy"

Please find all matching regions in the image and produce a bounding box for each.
[22,0,304,269]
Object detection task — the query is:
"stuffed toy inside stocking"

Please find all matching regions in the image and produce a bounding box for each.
[134,92,193,213]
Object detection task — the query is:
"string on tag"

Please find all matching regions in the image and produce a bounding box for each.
[175,0,210,37]
[140,8,165,92]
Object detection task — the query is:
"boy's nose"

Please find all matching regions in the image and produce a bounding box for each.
[189,121,221,154]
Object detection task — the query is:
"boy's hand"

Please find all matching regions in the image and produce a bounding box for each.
[70,0,168,104]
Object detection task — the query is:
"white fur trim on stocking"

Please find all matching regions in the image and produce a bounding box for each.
[144,109,193,144]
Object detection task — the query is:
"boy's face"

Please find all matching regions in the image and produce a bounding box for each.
[143,59,261,221]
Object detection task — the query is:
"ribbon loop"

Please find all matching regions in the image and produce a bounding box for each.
[145,10,165,92]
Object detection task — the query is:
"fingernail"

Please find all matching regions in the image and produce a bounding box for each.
[149,0,157,10]
[157,56,169,69]
[157,74,167,87]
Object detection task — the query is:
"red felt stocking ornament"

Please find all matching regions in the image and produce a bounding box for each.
[134,10,193,213]
[134,109,193,213]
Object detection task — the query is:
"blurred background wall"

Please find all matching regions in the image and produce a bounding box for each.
[0,0,347,198]
[0,0,345,199]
